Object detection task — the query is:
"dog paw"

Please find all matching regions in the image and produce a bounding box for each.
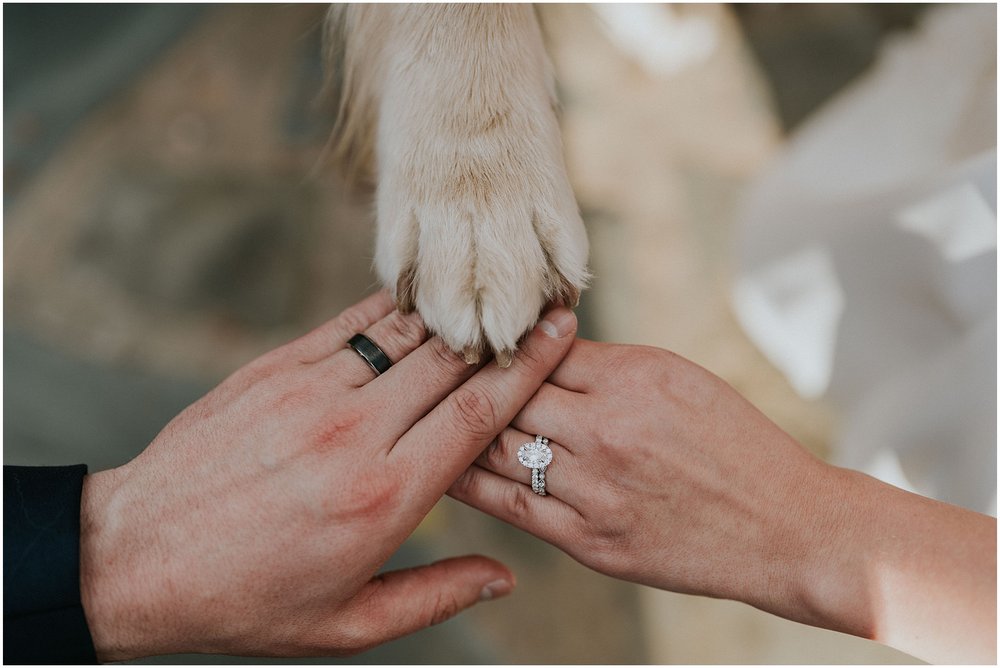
[375,153,589,365]
[345,5,590,365]
[374,115,589,365]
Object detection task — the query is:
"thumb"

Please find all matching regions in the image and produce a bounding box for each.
[339,555,514,648]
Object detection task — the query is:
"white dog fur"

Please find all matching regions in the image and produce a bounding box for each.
[326,5,590,366]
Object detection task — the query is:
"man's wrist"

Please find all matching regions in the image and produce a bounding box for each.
[80,467,149,662]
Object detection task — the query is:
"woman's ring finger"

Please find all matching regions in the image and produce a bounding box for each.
[477,428,576,502]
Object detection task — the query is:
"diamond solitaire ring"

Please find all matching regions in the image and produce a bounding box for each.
[517,435,552,496]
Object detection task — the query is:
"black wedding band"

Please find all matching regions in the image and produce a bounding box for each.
[347,333,393,376]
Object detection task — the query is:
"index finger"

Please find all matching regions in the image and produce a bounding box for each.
[388,307,578,499]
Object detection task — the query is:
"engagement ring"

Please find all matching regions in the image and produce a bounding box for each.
[517,435,552,496]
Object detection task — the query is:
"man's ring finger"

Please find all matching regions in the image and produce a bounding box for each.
[347,333,392,376]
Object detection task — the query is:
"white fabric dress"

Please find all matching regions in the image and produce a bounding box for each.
[732,5,997,515]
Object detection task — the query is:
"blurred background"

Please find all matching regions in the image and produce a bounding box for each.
[4,3,995,664]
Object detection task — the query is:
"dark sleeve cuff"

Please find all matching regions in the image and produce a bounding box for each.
[4,465,99,664]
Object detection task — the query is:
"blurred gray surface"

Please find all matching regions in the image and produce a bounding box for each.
[733,4,930,129]
[4,4,204,204]
[4,328,207,470]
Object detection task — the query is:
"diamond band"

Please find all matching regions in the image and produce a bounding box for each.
[531,468,546,494]
[517,435,552,496]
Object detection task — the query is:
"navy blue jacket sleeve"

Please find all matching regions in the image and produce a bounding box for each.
[4,465,99,664]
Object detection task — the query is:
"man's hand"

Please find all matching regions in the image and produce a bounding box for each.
[78,291,578,660]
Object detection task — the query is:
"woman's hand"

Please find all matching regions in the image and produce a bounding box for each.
[78,291,579,661]
[449,339,997,664]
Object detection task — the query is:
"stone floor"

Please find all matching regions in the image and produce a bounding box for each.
[5,4,928,664]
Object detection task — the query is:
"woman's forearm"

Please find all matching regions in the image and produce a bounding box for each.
[797,466,996,663]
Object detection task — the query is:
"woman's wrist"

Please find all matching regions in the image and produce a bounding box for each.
[844,472,995,662]
[780,463,882,639]
[703,442,881,641]
[776,462,995,662]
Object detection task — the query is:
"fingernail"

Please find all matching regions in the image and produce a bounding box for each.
[479,578,514,601]
[538,307,576,338]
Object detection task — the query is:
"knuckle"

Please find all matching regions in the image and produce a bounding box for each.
[450,467,479,499]
[427,591,462,627]
[601,433,641,474]
[382,311,426,353]
[594,417,623,450]
[211,358,291,412]
[502,483,534,520]
[601,490,632,525]
[586,524,630,570]
[274,373,329,414]
[600,345,669,387]
[232,356,284,391]
[336,304,372,338]
[249,346,289,372]
[426,336,469,376]
[449,385,502,438]
[511,340,546,371]
[482,437,507,471]
[643,347,680,389]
